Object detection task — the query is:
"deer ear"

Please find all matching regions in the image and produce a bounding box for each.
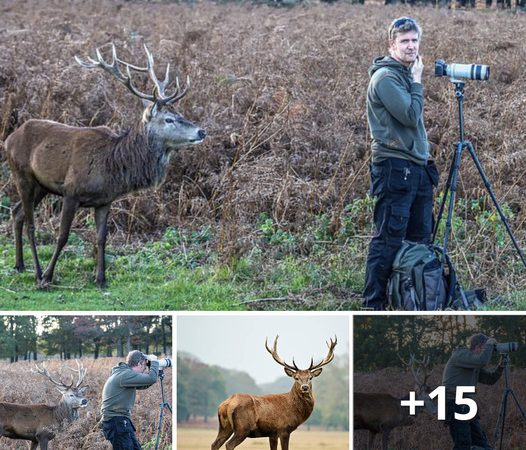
[284,367,295,377]
[142,102,159,122]
[311,368,323,378]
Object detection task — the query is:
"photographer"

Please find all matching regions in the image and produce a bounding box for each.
[363,16,439,310]
[442,333,504,450]
[101,350,159,450]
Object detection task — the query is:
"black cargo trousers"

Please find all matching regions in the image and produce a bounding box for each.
[102,416,142,450]
[363,157,439,310]
[445,400,492,450]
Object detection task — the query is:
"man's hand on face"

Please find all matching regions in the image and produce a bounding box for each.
[411,55,424,84]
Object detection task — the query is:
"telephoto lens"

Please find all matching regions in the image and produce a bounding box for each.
[158,358,172,368]
[434,59,490,81]
[495,342,519,353]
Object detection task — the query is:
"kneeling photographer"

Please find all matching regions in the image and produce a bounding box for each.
[101,350,171,450]
[442,334,505,450]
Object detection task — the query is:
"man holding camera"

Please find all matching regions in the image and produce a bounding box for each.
[101,350,160,450]
[363,16,439,310]
[442,333,504,450]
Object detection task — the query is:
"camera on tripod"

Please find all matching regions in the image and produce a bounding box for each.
[435,59,490,81]
[495,342,519,354]
[146,358,172,369]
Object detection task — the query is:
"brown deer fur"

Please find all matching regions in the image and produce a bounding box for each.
[4,45,205,288]
[211,336,336,450]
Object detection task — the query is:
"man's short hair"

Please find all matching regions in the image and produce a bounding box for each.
[388,17,422,41]
[469,333,489,350]
[127,350,146,367]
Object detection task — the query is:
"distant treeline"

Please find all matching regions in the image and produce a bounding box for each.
[355,316,526,372]
[177,353,349,430]
[0,315,172,362]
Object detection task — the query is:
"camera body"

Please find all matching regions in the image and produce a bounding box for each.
[435,59,490,81]
[495,342,519,353]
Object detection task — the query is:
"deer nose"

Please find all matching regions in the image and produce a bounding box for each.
[197,129,206,140]
[81,399,88,405]
[301,384,310,392]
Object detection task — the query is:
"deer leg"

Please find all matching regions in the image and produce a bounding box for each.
[225,433,248,450]
[13,188,47,273]
[382,429,390,450]
[278,433,290,450]
[269,436,278,450]
[18,182,44,281]
[41,196,79,286]
[368,431,376,450]
[29,442,38,450]
[211,427,233,450]
[94,204,111,288]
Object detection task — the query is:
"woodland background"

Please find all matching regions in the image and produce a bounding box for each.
[0,315,172,449]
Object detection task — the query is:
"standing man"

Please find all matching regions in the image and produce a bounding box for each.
[442,333,504,450]
[101,350,159,450]
[364,16,439,310]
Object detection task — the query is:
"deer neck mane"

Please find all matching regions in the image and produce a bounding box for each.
[289,385,315,421]
[53,400,78,430]
[108,121,170,193]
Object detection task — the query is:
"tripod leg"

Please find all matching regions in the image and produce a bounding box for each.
[493,389,509,450]
[441,141,465,257]
[508,389,526,421]
[155,405,164,450]
[465,142,526,268]
[433,148,455,242]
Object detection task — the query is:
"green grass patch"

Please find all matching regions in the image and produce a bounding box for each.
[1,195,524,311]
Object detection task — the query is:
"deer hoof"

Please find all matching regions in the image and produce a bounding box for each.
[37,278,52,290]
[14,263,25,273]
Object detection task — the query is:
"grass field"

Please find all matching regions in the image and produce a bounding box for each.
[177,428,349,450]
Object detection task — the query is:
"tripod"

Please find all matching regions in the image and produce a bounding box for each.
[432,79,526,308]
[154,369,172,450]
[493,353,526,450]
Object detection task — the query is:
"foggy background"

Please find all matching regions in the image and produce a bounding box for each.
[177,315,349,384]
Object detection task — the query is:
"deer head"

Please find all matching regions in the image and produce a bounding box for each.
[75,44,206,150]
[265,336,337,395]
[32,360,88,416]
[399,353,437,415]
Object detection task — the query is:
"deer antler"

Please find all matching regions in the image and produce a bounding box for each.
[32,362,74,390]
[65,359,87,388]
[398,353,432,388]
[265,336,299,372]
[309,336,337,371]
[75,44,189,107]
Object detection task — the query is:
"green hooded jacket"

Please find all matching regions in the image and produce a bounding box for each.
[367,56,429,165]
[101,360,159,421]
[442,344,503,400]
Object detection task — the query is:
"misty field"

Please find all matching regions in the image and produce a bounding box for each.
[177,427,348,449]
[0,358,172,449]
[1,0,525,308]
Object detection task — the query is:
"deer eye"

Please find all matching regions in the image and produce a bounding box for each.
[165,118,175,124]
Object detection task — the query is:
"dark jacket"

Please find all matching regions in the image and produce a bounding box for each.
[367,56,429,165]
[101,361,159,421]
[442,345,503,400]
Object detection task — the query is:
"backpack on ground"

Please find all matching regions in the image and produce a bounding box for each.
[387,241,447,310]
[387,241,485,311]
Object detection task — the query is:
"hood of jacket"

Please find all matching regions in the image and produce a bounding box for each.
[368,56,411,79]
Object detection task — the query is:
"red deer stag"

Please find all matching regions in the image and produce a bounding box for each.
[211,335,337,450]
[354,354,437,450]
[0,360,88,450]
[4,44,206,288]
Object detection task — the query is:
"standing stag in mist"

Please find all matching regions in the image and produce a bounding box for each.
[211,336,337,450]
[4,44,206,288]
[354,354,437,450]
[0,361,88,450]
